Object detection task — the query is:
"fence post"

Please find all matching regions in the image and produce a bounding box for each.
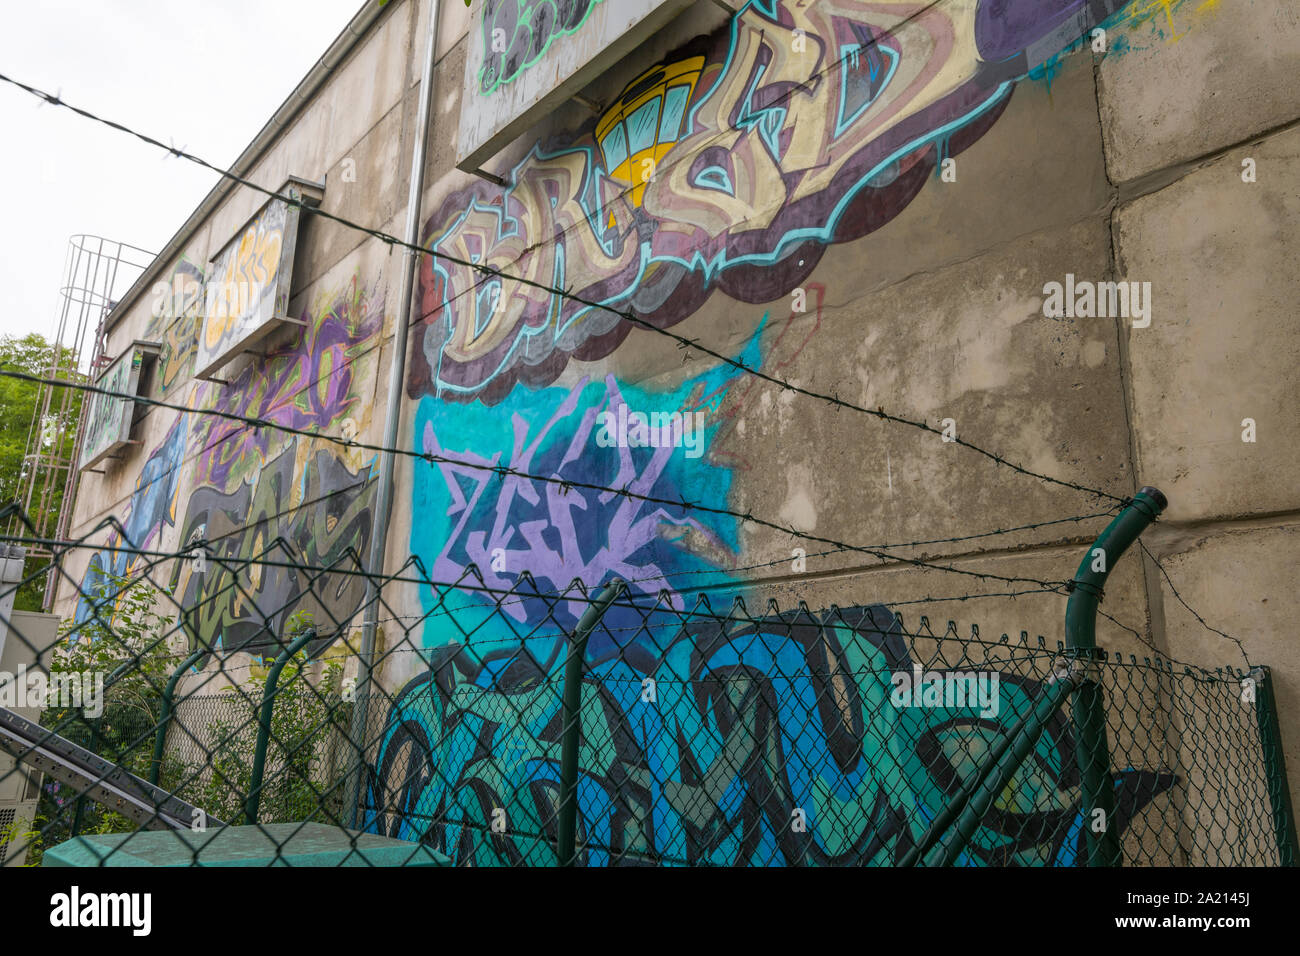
[557,579,625,866]
[245,628,317,825]
[923,671,1081,866]
[1252,665,1299,866]
[69,715,100,837]
[70,655,138,836]
[1066,485,1166,867]
[150,648,205,786]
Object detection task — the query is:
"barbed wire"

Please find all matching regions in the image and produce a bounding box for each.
[2,368,1248,667]
[0,33,1251,678]
[0,368,1078,592]
[0,502,1236,676]
[2,505,1118,598]
[1139,540,1251,667]
[0,69,1126,508]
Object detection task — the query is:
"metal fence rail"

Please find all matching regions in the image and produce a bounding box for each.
[0,502,1293,867]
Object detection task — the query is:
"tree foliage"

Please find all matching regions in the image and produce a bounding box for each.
[0,333,85,610]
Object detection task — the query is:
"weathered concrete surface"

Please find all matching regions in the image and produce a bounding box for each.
[49,0,1300,867]
[1155,523,1300,823]
[631,216,1133,578]
[1098,0,1300,184]
[772,50,1112,304]
[299,98,409,291]
[1117,125,1300,522]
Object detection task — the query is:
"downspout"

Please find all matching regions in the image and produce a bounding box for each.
[344,0,442,828]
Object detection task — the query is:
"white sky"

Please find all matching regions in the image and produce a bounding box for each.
[0,0,365,344]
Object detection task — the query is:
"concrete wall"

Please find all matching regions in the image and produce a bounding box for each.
[57,0,1299,864]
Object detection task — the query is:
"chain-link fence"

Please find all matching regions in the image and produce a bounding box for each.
[0,505,1293,867]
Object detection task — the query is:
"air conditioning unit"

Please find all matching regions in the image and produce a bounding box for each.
[0,580,59,867]
[0,760,41,867]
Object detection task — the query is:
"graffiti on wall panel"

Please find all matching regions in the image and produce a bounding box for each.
[193,275,383,492]
[365,604,1176,866]
[78,348,144,470]
[478,0,605,95]
[173,445,378,658]
[144,259,205,394]
[167,276,385,658]
[76,277,385,654]
[411,0,1173,404]
[409,321,764,664]
[75,419,188,624]
[194,197,296,379]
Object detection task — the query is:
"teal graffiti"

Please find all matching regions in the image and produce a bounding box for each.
[364,604,1176,865]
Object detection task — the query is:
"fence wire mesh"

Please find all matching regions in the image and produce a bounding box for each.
[0,508,1291,867]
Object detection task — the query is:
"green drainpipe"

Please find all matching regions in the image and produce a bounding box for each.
[1065,485,1166,867]
[245,628,318,825]
[150,648,206,786]
[556,580,626,866]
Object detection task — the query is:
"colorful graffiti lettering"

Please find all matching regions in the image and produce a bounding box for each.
[172,444,377,658]
[196,198,289,373]
[364,603,1176,865]
[75,419,188,624]
[79,345,153,470]
[166,276,385,657]
[478,0,605,95]
[145,259,205,395]
[194,275,381,491]
[411,0,1165,404]
[409,322,766,659]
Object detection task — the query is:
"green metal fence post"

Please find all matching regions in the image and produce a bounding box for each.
[69,715,100,838]
[903,668,1071,866]
[557,580,625,866]
[1252,664,1299,866]
[70,655,138,836]
[923,672,1080,866]
[150,648,205,786]
[916,486,1167,867]
[1066,485,1167,867]
[245,627,317,825]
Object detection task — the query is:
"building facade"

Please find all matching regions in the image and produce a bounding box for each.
[56,0,1300,864]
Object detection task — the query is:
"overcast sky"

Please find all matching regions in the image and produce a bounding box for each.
[0,0,365,344]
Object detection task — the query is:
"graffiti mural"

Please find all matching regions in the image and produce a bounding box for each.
[478,0,605,95]
[78,346,147,470]
[409,321,768,659]
[168,275,385,658]
[365,603,1176,865]
[411,0,1158,404]
[75,418,188,624]
[144,258,205,395]
[173,445,378,657]
[194,195,308,380]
